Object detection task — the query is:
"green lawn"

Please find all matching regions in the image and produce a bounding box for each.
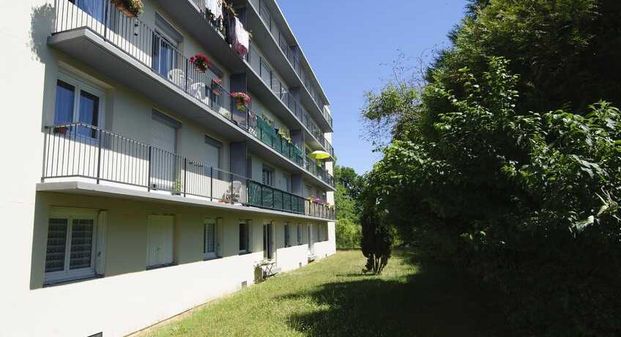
[138,250,508,337]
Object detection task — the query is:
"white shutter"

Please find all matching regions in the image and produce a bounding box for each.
[216,218,224,257]
[95,211,107,275]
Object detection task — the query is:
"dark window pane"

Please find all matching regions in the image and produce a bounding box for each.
[45,218,68,273]
[54,80,75,125]
[239,223,248,251]
[69,219,94,269]
[78,90,99,138]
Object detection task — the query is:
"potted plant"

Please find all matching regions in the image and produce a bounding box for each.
[230,92,251,111]
[211,78,223,96]
[190,52,211,73]
[172,179,182,196]
[111,0,143,17]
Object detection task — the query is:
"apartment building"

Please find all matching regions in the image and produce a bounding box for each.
[0,0,336,335]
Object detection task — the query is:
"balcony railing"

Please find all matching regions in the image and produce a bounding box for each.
[52,0,334,186]
[187,0,334,150]
[256,115,304,165]
[247,46,335,158]
[249,0,333,127]
[305,155,334,187]
[41,124,336,220]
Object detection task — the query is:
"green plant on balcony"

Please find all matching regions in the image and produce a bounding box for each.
[172,178,183,196]
[111,0,143,17]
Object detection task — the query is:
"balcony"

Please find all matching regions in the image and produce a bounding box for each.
[246,46,335,159]
[246,0,333,129]
[159,0,334,138]
[40,124,336,220]
[50,0,334,189]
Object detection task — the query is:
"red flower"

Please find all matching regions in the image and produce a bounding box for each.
[190,53,211,72]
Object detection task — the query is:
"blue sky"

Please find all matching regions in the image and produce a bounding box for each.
[278,0,468,174]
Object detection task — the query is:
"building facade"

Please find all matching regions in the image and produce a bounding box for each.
[0,0,335,335]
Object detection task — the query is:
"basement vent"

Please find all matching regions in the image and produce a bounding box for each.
[299,262,302,268]
[87,333,103,337]
[241,281,248,288]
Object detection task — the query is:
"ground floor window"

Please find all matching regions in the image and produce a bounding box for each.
[239,221,250,253]
[204,219,218,259]
[284,223,291,248]
[263,223,274,260]
[296,224,302,245]
[45,209,99,283]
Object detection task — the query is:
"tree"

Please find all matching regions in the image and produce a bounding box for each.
[360,0,621,334]
[360,182,392,275]
[334,166,363,249]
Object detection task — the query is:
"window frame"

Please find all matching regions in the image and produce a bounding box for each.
[44,208,99,284]
[203,218,218,260]
[55,72,105,130]
[262,165,274,186]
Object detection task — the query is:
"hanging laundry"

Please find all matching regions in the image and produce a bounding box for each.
[205,0,223,21]
[232,17,249,58]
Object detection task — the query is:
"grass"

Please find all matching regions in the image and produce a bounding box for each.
[138,250,508,337]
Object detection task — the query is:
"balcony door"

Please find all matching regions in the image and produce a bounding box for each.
[69,0,105,22]
[150,111,179,191]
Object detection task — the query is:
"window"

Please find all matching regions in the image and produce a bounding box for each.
[45,209,99,283]
[152,14,182,78]
[146,215,174,268]
[54,77,104,138]
[204,219,218,259]
[316,224,321,243]
[263,223,273,259]
[205,135,222,170]
[284,223,291,248]
[239,221,249,253]
[284,175,291,192]
[262,166,274,186]
[296,224,302,245]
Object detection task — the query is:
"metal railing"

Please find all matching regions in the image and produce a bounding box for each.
[188,0,334,153]
[52,0,334,186]
[41,124,336,220]
[250,0,333,127]
[248,46,335,158]
[305,155,334,187]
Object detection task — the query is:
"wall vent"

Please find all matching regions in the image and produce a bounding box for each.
[87,333,103,337]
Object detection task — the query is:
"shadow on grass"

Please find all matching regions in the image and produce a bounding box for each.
[281,256,510,337]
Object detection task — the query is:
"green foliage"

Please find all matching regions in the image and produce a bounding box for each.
[361,0,621,334]
[360,181,394,275]
[334,166,363,249]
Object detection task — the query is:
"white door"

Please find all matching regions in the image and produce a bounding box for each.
[151,116,177,190]
[147,215,174,267]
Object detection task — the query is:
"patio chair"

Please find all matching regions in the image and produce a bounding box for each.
[190,82,209,104]
[167,69,190,89]
[223,180,243,204]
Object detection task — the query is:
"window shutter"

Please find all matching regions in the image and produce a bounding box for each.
[216,218,224,257]
[95,211,107,275]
